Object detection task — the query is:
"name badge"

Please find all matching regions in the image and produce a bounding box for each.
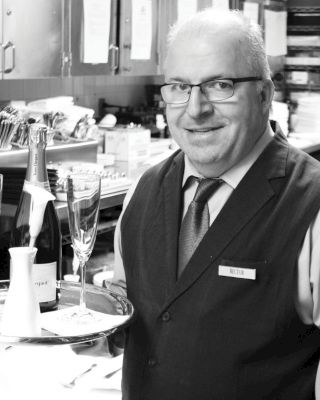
[218,265,256,280]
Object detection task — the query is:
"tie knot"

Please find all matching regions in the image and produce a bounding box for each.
[193,178,223,203]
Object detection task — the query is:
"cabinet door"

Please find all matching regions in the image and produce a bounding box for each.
[66,0,118,76]
[2,0,63,79]
[118,0,159,76]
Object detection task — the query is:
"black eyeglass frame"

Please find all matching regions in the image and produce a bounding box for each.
[160,76,262,104]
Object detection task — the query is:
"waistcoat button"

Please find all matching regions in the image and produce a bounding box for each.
[147,358,157,367]
[162,311,171,322]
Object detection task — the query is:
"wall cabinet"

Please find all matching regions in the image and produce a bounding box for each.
[0,0,119,79]
[0,0,64,79]
[64,0,118,76]
[0,0,246,80]
[118,0,159,76]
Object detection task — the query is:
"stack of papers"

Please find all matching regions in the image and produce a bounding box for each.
[287,36,320,47]
[293,94,320,134]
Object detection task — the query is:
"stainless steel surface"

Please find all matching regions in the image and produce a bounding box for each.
[2,0,63,79]
[0,140,98,167]
[0,280,134,345]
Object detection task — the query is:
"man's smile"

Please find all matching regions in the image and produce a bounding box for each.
[186,126,224,134]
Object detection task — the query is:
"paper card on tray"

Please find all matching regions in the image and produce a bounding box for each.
[40,306,129,336]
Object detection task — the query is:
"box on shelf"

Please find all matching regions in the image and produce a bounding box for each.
[115,159,149,180]
[104,126,151,162]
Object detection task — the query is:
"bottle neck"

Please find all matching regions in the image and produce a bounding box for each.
[25,141,50,191]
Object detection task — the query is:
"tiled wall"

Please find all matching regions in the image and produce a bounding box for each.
[0,74,163,116]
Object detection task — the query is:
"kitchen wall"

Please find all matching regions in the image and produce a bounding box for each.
[0,74,163,116]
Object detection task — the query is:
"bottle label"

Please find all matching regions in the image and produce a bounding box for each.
[23,179,51,192]
[33,262,56,303]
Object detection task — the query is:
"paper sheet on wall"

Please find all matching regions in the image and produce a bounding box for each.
[82,0,111,64]
[131,0,152,60]
[264,10,287,56]
[243,1,259,24]
[177,0,197,22]
[291,71,309,84]
[210,0,230,10]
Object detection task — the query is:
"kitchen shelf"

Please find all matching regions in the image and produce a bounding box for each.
[55,188,128,221]
[285,83,320,91]
[288,7,320,13]
[285,65,320,72]
[287,26,320,33]
[61,219,119,246]
[0,140,98,167]
[287,46,320,51]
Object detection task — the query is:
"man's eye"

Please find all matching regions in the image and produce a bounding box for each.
[171,83,190,92]
[206,80,232,90]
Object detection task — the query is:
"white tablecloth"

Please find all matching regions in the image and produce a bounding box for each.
[0,339,122,400]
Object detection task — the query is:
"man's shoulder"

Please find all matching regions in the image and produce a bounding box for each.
[140,149,183,184]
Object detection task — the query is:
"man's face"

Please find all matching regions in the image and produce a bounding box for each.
[164,31,271,177]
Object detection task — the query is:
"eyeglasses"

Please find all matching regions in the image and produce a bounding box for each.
[160,77,262,104]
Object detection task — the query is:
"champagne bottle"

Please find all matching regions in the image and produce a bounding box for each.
[10,123,62,311]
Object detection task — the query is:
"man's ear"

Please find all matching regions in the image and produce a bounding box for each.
[260,79,274,113]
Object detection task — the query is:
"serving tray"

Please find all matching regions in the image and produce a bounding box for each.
[0,280,133,345]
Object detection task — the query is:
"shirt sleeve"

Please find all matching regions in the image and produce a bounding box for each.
[295,208,320,327]
[111,177,141,296]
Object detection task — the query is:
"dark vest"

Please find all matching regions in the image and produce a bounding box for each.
[121,133,320,400]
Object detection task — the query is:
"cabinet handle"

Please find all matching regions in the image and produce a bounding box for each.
[2,41,15,74]
[109,44,119,71]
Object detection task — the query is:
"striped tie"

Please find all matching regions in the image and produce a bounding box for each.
[177,177,223,278]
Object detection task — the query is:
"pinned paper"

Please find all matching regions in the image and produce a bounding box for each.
[82,0,111,63]
[243,1,259,24]
[290,71,309,85]
[264,10,287,56]
[131,0,152,60]
[177,0,197,22]
[210,0,230,11]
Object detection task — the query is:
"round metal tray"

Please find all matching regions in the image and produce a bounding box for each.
[0,280,133,345]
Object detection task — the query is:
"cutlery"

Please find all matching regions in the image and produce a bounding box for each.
[62,363,98,388]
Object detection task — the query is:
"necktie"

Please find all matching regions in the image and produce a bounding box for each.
[177,177,223,278]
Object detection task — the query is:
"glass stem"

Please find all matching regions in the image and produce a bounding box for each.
[79,259,87,310]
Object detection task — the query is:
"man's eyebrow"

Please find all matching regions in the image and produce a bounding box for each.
[166,77,189,83]
[166,75,226,83]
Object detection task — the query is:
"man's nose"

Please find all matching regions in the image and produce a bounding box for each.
[185,86,213,118]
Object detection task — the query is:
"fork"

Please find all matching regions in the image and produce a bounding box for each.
[62,363,98,388]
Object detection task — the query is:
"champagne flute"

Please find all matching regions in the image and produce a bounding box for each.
[66,173,101,315]
[0,174,3,216]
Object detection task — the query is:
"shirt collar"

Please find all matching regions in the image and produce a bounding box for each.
[183,124,274,190]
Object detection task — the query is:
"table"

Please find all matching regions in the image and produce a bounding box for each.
[0,280,133,399]
[0,341,123,400]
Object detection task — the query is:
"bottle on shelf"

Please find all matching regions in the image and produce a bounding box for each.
[10,123,62,312]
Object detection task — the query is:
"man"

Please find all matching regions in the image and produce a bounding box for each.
[112,9,320,400]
